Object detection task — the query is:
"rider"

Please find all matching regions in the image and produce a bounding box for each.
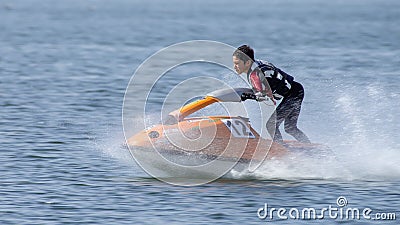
[232,45,310,144]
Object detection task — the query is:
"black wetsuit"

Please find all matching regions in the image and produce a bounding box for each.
[266,80,310,144]
[248,60,310,144]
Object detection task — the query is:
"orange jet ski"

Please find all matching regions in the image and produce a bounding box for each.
[126,88,323,180]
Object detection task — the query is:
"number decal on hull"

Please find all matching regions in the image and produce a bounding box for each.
[221,119,255,138]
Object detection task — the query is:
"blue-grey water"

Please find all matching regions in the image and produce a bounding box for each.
[1,0,399,224]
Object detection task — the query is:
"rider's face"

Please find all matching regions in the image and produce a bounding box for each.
[233,56,250,74]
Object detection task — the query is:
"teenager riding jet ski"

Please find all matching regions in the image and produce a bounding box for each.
[232,45,311,144]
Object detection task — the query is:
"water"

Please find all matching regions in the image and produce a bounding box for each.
[1,0,399,224]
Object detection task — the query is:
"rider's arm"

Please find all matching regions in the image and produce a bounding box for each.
[250,71,276,104]
[249,71,263,93]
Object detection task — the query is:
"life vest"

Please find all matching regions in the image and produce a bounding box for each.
[248,60,294,99]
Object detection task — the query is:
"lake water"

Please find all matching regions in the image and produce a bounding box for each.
[1,0,399,224]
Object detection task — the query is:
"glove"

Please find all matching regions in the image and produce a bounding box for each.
[241,92,256,101]
[254,92,266,102]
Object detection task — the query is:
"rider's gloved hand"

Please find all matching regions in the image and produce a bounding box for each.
[241,92,256,101]
[254,92,266,102]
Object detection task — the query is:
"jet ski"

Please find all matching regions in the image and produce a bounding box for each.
[126,87,325,182]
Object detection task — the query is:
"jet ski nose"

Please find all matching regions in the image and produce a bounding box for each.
[127,130,154,148]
